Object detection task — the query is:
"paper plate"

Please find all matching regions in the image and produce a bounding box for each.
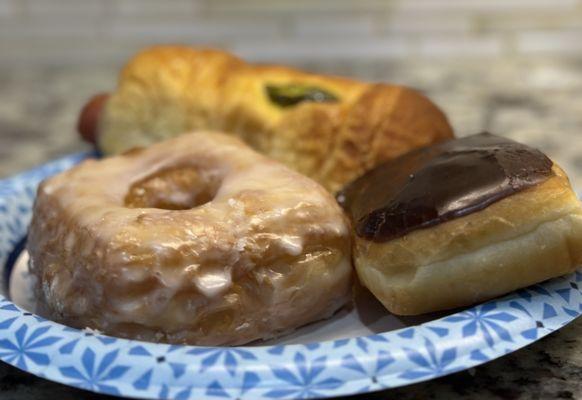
[0,153,580,400]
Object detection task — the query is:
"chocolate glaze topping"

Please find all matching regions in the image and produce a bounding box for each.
[337,132,554,242]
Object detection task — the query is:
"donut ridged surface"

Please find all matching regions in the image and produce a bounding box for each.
[28,132,352,345]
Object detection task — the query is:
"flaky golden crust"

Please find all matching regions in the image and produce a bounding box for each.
[28,132,352,345]
[355,165,582,315]
[97,46,453,192]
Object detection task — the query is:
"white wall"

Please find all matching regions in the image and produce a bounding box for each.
[0,0,581,66]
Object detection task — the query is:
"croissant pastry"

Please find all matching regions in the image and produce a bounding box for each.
[78,46,453,192]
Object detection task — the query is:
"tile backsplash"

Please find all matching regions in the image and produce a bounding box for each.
[0,0,581,66]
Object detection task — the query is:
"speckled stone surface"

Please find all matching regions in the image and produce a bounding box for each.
[0,57,581,399]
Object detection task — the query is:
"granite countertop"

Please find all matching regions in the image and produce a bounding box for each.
[0,57,581,399]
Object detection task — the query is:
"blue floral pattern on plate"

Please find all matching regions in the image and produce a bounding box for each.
[0,153,579,399]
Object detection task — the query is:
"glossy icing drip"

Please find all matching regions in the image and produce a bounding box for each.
[27,132,352,345]
[338,132,554,242]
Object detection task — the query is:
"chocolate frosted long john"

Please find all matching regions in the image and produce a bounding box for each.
[338,132,555,242]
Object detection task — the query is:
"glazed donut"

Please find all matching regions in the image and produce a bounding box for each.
[77,46,453,192]
[338,133,582,315]
[28,132,352,345]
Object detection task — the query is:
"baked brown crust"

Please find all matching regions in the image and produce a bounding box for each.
[354,164,582,315]
[95,46,453,192]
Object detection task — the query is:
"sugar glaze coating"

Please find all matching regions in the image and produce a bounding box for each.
[28,132,352,345]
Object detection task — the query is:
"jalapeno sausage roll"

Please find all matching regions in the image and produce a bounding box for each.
[77,46,453,192]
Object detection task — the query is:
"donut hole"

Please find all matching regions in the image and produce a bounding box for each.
[124,166,220,210]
